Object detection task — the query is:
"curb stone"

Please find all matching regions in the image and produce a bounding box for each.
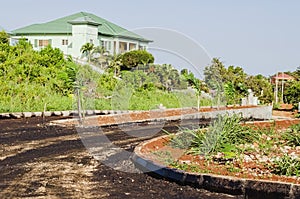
[291,184,300,198]
[244,180,291,199]
[23,112,33,118]
[61,111,70,117]
[86,110,94,115]
[10,112,23,119]
[33,112,42,117]
[202,174,245,195]
[0,113,10,118]
[43,111,52,117]
[53,111,62,116]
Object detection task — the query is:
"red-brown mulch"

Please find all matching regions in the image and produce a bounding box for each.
[141,119,300,185]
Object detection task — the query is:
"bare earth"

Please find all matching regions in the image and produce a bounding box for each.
[0,116,238,199]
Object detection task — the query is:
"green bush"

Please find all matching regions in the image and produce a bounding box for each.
[119,50,154,69]
[284,81,300,104]
[0,31,9,44]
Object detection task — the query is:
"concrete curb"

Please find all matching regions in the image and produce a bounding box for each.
[131,136,300,199]
[49,106,273,127]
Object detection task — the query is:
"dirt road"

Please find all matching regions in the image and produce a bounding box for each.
[0,116,238,199]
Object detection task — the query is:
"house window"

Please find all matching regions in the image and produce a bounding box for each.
[102,40,112,51]
[107,41,111,50]
[34,39,52,48]
[119,41,127,53]
[114,41,116,53]
[139,45,146,50]
[129,43,136,50]
[62,39,68,45]
[38,40,49,47]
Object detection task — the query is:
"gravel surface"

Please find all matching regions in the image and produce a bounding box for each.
[0,116,239,199]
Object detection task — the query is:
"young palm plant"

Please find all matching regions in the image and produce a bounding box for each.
[80,43,94,63]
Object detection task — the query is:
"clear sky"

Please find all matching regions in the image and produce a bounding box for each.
[1,0,299,76]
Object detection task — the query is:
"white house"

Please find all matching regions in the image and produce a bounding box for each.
[11,12,151,58]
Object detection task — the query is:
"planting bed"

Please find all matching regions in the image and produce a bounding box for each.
[133,118,300,198]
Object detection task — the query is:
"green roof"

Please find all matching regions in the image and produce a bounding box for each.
[12,12,151,42]
[68,16,100,26]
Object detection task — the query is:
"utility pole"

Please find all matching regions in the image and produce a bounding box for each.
[275,72,278,104]
[281,72,284,103]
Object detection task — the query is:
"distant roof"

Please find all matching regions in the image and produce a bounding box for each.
[271,73,295,80]
[12,12,151,42]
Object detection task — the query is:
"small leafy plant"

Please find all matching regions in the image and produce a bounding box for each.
[282,123,300,147]
[151,151,174,165]
[272,154,300,176]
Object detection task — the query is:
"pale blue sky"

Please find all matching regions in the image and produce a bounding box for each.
[1,0,299,76]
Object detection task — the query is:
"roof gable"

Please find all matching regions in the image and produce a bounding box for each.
[12,12,150,42]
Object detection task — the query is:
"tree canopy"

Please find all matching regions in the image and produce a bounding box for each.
[204,58,273,105]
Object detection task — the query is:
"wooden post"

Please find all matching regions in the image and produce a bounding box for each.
[76,86,82,125]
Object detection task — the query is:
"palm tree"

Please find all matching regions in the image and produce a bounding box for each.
[109,54,122,77]
[92,46,110,68]
[183,72,203,110]
[80,43,94,62]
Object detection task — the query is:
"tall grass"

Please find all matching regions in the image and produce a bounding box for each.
[0,81,73,112]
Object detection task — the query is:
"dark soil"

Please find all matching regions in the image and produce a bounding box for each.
[0,116,237,199]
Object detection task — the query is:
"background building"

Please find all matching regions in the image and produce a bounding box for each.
[12,12,151,58]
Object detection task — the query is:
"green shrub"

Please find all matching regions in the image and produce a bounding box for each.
[120,50,154,69]
[166,114,259,157]
[190,113,258,156]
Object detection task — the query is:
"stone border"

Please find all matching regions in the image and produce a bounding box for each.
[131,135,300,199]
[0,105,272,120]
[0,110,132,119]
